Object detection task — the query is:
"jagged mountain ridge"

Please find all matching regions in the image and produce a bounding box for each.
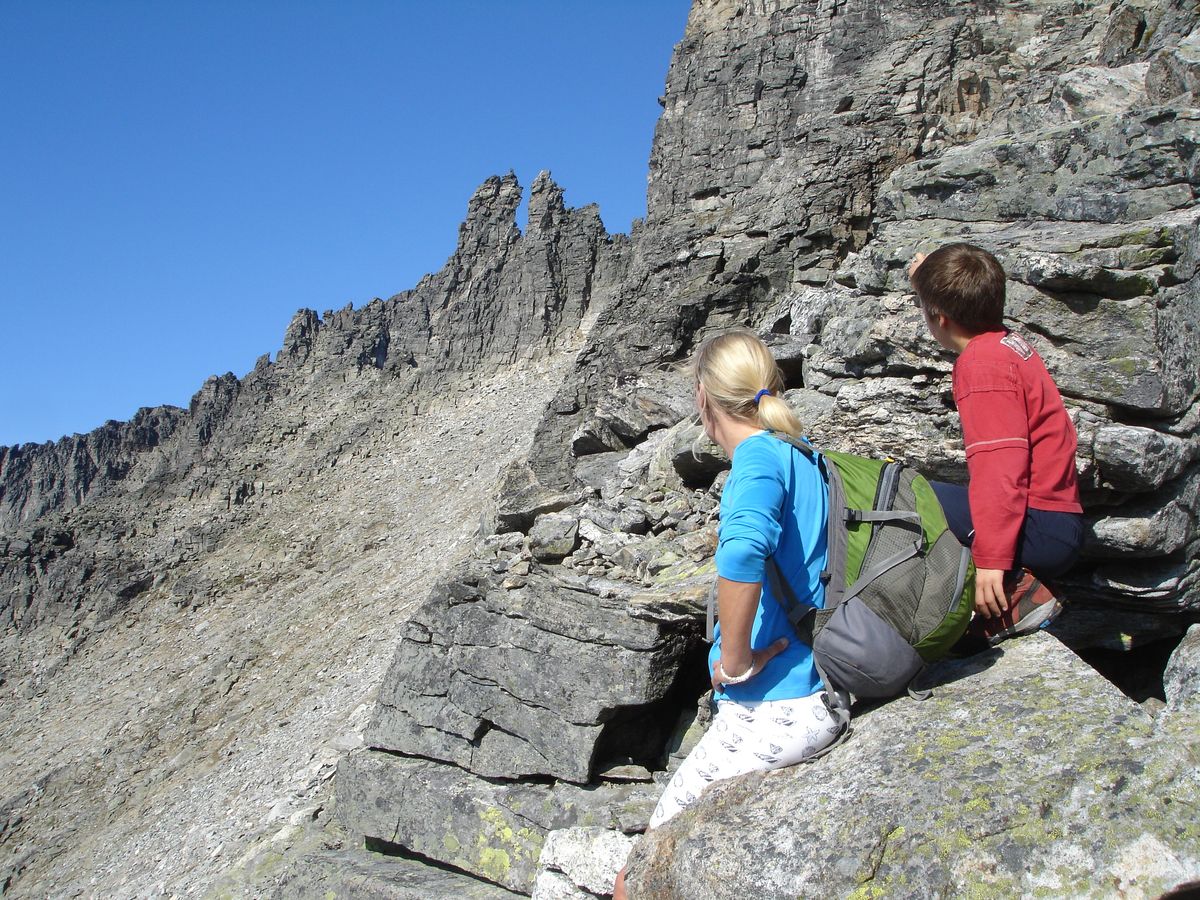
[0,171,623,525]
[0,170,626,896]
[0,171,626,634]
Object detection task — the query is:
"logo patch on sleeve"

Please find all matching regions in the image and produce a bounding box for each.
[1001,332,1033,360]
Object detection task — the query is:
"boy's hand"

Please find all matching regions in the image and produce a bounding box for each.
[974,568,1009,618]
[907,252,927,280]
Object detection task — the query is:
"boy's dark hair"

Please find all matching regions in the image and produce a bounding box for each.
[910,242,1006,332]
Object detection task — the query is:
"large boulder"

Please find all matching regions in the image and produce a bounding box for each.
[334,551,711,891]
[364,564,695,784]
[625,634,1200,897]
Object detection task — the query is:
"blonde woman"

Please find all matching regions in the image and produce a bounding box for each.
[614,331,845,898]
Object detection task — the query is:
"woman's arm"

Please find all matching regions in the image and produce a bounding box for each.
[711,576,788,690]
[712,441,790,689]
[715,577,763,674]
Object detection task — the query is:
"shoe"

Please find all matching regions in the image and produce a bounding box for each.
[966,569,1063,646]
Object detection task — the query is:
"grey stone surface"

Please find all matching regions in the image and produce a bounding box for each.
[626,635,1200,898]
[590,369,694,446]
[865,213,1200,422]
[879,110,1199,227]
[1148,31,1200,103]
[657,421,727,490]
[267,847,525,899]
[1163,623,1200,712]
[364,562,696,784]
[528,511,580,561]
[489,462,585,535]
[335,751,655,894]
[1091,422,1198,493]
[1085,479,1197,559]
[531,827,634,899]
[1072,555,1200,613]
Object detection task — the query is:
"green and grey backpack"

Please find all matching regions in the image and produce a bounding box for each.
[708,432,974,718]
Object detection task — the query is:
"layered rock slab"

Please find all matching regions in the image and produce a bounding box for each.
[531,827,636,900]
[626,633,1200,897]
[267,847,524,899]
[336,752,656,893]
[364,563,695,784]
[337,553,705,891]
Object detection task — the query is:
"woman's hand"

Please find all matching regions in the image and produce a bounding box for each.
[710,636,790,692]
[974,567,1009,618]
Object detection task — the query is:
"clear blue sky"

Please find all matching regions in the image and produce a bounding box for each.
[0,1,690,448]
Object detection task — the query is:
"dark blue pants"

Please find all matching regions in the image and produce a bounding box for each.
[929,481,1083,578]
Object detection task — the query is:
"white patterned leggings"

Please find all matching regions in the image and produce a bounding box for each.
[648,692,845,829]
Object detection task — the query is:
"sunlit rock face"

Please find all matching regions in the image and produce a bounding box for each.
[628,632,1200,899]
[339,1,1200,896]
[3,1,1199,897]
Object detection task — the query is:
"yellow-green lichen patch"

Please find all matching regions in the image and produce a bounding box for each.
[475,806,542,884]
[1109,356,1142,376]
[476,846,511,883]
[963,796,991,815]
[959,875,1020,900]
[847,882,890,899]
[443,832,461,853]
[933,826,973,857]
[651,556,716,585]
[1121,245,1172,268]
[935,733,970,752]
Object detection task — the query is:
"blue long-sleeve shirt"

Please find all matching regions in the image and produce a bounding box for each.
[710,431,829,703]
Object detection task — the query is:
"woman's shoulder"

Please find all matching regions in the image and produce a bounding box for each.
[737,432,827,491]
[732,431,787,469]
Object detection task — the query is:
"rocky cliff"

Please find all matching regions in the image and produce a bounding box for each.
[0,171,627,895]
[3,1,1200,898]
[334,0,1200,897]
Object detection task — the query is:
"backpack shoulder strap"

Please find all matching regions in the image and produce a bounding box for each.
[764,430,816,460]
[765,557,818,646]
[762,430,845,623]
[819,454,849,610]
[765,434,849,610]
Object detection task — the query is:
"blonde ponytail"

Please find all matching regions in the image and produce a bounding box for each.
[693,330,803,438]
[755,391,803,437]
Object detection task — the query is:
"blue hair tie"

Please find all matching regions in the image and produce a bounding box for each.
[754,389,771,405]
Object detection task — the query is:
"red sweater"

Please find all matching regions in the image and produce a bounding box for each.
[953,330,1082,570]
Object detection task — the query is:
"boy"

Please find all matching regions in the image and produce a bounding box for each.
[908,243,1084,644]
